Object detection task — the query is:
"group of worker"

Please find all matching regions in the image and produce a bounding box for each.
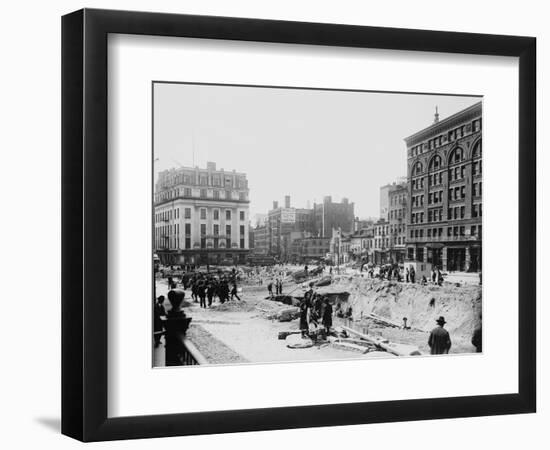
[267,278,284,297]
[299,282,333,337]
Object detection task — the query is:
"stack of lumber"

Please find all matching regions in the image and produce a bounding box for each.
[342,326,422,357]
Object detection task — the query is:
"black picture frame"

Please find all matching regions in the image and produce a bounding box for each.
[62,8,536,442]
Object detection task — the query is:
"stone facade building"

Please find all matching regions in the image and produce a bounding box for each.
[405,102,482,272]
[154,162,250,265]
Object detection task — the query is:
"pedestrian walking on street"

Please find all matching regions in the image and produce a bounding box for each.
[406,267,410,283]
[219,280,230,304]
[231,282,241,301]
[198,281,207,308]
[206,282,214,307]
[431,268,437,283]
[267,281,273,298]
[191,278,198,302]
[428,316,452,355]
[437,268,444,286]
[410,267,416,284]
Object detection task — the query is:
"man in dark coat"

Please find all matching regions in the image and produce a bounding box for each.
[410,267,416,284]
[153,295,166,348]
[206,280,216,307]
[219,279,229,304]
[428,316,452,355]
[299,297,309,337]
[322,298,333,334]
[300,282,315,337]
[197,281,207,308]
[472,315,482,352]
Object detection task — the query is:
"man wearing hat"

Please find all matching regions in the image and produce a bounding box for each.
[428,316,452,355]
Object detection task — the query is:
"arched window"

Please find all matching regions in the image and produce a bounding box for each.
[429,155,442,171]
[413,161,423,175]
[448,147,464,165]
[472,140,482,159]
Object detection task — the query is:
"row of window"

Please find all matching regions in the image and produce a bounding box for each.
[428,208,444,223]
[156,187,248,203]
[409,224,482,239]
[428,172,443,186]
[155,208,246,223]
[390,193,406,206]
[410,119,481,158]
[449,185,466,201]
[389,208,406,220]
[428,190,443,205]
[155,224,247,250]
[372,236,405,249]
[412,140,482,175]
[155,223,246,239]
[160,172,247,189]
[412,177,425,190]
[412,202,482,223]
[412,194,424,208]
[473,182,483,197]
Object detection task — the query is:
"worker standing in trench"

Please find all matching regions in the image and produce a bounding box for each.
[300,282,315,337]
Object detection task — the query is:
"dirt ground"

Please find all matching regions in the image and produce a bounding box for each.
[154,274,479,366]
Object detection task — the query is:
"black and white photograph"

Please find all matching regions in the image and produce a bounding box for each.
[152,82,483,367]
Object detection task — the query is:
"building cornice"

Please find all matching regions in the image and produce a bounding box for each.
[154,197,250,208]
[404,101,482,147]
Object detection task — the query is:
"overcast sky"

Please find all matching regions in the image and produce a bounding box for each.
[154,83,479,219]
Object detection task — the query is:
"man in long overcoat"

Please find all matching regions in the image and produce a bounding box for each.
[322,298,333,334]
[428,316,452,354]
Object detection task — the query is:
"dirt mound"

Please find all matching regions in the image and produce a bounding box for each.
[210,301,256,312]
[327,278,481,338]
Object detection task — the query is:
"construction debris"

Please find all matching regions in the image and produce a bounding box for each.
[342,325,422,356]
[286,334,313,349]
[314,276,332,287]
[266,306,301,322]
[367,312,403,328]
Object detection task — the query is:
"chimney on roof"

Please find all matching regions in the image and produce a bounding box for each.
[434,105,440,123]
[273,201,279,210]
[284,195,291,208]
[206,161,216,171]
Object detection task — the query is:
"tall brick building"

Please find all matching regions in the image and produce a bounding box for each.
[405,102,482,272]
[313,196,355,239]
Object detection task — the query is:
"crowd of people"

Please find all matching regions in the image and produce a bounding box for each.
[361,263,445,286]
[166,269,242,309]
